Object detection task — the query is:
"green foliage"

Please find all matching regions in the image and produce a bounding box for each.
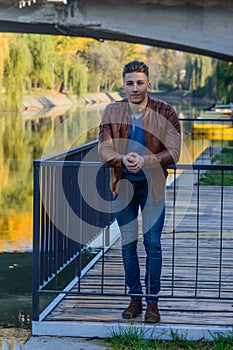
[25,34,56,89]
[86,41,122,91]
[3,36,32,110]
[198,148,233,186]
[1,177,32,212]
[1,111,33,211]
[111,325,151,350]
[68,59,87,97]
[216,60,233,103]
[0,34,90,106]
[0,33,232,110]
[183,55,215,98]
[110,326,233,350]
[209,332,233,350]
[146,48,178,91]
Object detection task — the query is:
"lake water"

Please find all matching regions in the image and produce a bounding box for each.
[0,97,227,348]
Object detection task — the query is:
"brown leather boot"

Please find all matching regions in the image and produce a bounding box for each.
[145,302,160,323]
[122,299,143,319]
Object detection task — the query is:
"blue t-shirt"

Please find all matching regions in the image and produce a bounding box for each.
[122,111,147,181]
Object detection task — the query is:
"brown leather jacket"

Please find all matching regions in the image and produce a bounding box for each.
[98,96,181,200]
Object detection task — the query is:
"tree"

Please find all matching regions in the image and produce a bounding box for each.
[146,47,165,90]
[115,41,146,67]
[0,33,9,105]
[25,34,56,89]
[52,36,93,92]
[3,35,32,110]
[216,60,233,103]
[173,51,186,90]
[68,59,87,97]
[183,54,215,98]
[145,48,181,91]
[87,41,122,91]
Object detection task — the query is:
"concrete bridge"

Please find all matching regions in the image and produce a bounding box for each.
[0,0,232,61]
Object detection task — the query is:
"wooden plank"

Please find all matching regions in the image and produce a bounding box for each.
[45,299,233,327]
[164,186,233,232]
[42,186,233,329]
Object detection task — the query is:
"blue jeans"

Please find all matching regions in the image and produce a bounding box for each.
[113,177,165,303]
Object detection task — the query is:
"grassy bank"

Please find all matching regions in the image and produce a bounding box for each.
[198,147,233,186]
[110,326,233,349]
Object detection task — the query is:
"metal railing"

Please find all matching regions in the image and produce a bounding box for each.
[32,118,233,322]
[32,140,115,320]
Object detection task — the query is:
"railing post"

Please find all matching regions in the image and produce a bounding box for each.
[32,162,41,322]
[195,168,200,297]
[219,169,224,298]
[104,166,110,247]
[171,166,176,296]
[105,226,110,247]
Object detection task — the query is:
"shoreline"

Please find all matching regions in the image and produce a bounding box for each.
[22,91,122,111]
[0,90,214,119]
[22,90,215,111]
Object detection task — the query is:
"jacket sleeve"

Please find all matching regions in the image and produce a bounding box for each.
[143,107,181,168]
[98,105,124,168]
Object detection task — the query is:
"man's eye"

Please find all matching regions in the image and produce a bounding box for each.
[126,82,133,85]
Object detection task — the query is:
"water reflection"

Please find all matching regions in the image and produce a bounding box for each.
[1,329,30,350]
[0,105,104,253]
[0,103,107,347]
[0,252,32,349]
[42,104,104,157]
[0,99,229,346]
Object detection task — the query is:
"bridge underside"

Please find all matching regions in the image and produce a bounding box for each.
[0,0,232,61]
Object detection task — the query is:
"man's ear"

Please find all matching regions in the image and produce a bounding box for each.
[147,82,151,91]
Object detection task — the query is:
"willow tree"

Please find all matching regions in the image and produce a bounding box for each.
[68,59,87,97]
[0,34,9,108]
[199,56,213,87]
[25,34,56,89]
[216,60,233,103]
[3,35,32,110]
[226,62,233,102]
[1,111,32,207]
[52,36,92,92]
[184,54,215,98]
[157,49,178,91]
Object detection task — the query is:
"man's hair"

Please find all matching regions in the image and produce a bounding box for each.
[122,60,149,79]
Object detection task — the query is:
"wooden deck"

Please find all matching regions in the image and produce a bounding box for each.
[33,186,233,340]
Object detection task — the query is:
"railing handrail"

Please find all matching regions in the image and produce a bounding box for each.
[34,159,233,171]
[34,139,98,164]
[179,117,233,121]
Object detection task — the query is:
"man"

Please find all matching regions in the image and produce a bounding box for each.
[98,60,181,322]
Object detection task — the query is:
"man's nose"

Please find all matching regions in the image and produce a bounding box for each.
[133,83,138,91]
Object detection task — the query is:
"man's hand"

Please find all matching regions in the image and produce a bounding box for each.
[123,152,144,173]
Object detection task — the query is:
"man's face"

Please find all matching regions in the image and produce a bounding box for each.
[123,72,150,104]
